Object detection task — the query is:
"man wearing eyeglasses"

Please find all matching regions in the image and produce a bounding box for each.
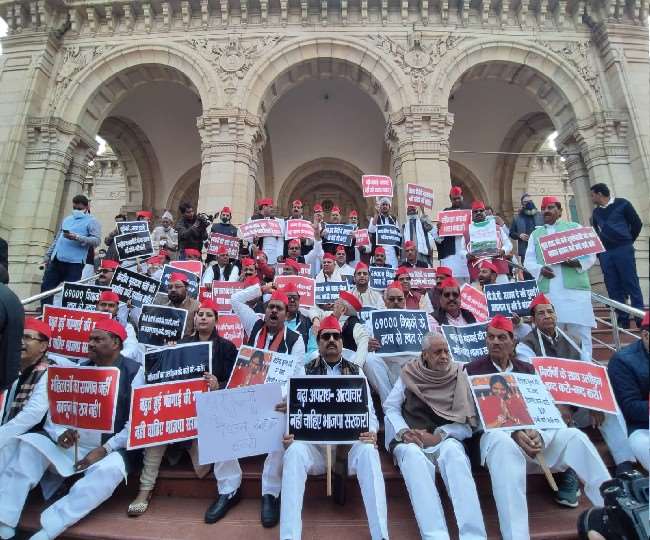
[432,277,477,329]
[395,267,433,312]
[279,315,388,540]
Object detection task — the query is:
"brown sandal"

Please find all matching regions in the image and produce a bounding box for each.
[127,490,153,517]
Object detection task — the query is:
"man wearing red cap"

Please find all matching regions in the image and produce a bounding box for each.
[176,202,209,258]
[96,258,119,287]
[312,203,324,223]
[399,239,430,269]
[315,252,344,283]
[371,246,389,268]
[151,210,178,255]
[467,200,513,284]
[282,283,317,355]
[249,198,285,266]
[524,196,596,361]
[165,272,200,337]
[280,315,388,540]
[282,226,323,277]
[465,315,610,540]
[334,244,355,278]
[608,311,649,471]
[475,260,498,290]
[136,210,153,225]
[96,291,142,364]
[427,266,453,312]
[368,197,400,269]
[394,267,433,312]
[351,262,385,309]
[403,205,434,267]
[202,246,239,285]
[432,186,470,283]
[282,200,318,263]
[432,277,476,328]
[0,319,144,540]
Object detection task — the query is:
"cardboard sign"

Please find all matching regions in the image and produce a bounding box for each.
[286,219,315,240]
[226,346,302,389]
[539,226,605,265]
[275,275,315,307]
[484,280,539,317]
[239,219,282,239]
[207,232,240,258]
[42,306,112,359]
[48,365,120,432]
[376,224,401,247]
[315,281,349,305]
[362,175,393,198]
[144,342,212,384]
[116,221,149,235]
[406,183,434,209]
[469,220,499,256]
[437,210,472,237]
[368,309,431,356]
[171,260,203,278]
[216,314,245,349]
[127,378,208,450]
[288,376,370,444]
[369,266,396,290]
[110,266,160,308]
[323,224,354,247]
[441,322,488,363]
[460,284,489,322]
[407,268,437,289]
[196,383,284,464]
[469,372,565,431]
[61,283,111,311]
[353,228,370,247]
[277,262,312,277]
[114,231,154,261]
[137,305,188,347]
[159,264,200,299]
[532,356,618,414]
[211,281,245,313]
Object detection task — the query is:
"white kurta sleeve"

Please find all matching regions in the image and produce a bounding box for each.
[228,266,240,282]
[383,377,409,434]
[515,342,536,363]
[366,379,379,433]
[121,324,143,364]
[304,240,323,267]
[351,322,370,368]
[577,253,596,273]
[436,422,473,441]
[524,233,542,279]
[231,284,264,336]
[0,374,49,447]
[103,368,146,452]
[201,265,215,286]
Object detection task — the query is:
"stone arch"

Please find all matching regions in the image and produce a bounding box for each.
[167,164,201,214]
[449,160,488,205]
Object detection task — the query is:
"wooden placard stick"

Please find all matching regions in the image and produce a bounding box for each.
[537,453,558,491]
[326,444,332,497]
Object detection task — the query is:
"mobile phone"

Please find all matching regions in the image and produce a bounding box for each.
[62,229,70,234]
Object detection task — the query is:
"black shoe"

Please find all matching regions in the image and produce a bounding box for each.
[615,460,636,476]
[204,489,241,523]
[260,494,280,528]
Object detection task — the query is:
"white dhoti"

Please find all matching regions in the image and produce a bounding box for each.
[480,428,610,540]
[280,441,388,540]
[394,439,486,540]
[628,429,649,470]
[363,353,416,402]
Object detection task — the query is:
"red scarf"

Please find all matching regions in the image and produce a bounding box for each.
[255,325,284,351]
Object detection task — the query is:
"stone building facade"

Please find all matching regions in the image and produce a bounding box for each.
[0,0,648,298]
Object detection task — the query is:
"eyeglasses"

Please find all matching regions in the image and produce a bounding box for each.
[98,269,112,274]
[22,335,47,343]
[320,332,341,341]
[442,292,460,298]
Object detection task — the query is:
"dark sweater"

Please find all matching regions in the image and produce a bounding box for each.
[464,355,535,376]
[591,198,642,250]
[608,340,649,434]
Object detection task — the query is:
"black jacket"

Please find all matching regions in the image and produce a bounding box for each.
[432,307,477,326]
[0,283,24,391]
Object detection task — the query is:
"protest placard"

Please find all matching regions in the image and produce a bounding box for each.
[239,219,283,239]
[323,224,354,246]
[353,228,370,247]
[436,210,472,237]
[196,383,284,464]
[406,183,434,209]
[376,224,401,247]
[199,286,212,302]
[468,220,499,256]
[159,264,200,299]
[441,321,488,363]
[359,306,377,324]
[368,309,431,356]
[484,280,539,317]
[408,268,437,289]
[315,281,349,305]
[171,260,203,278]
[114,230,154,261]
[138,305,188,347]
[539,226,605,265]
[362,175,393,198]
[127,378,208,450]
[275,275,315,307]
[42,306,112,359]
[369,266,396,290]
[286,219,315,240]
[532,356,618,414]
[207,232,240,258]
[48,365,120,432]
[110,266,160,307]
[211,281,245,313]
[468,372,565,431]
[288,376,369,444]
[226,346,302,388]
[277,262,312,277]
[61,283,111,310]
[460,284,489,322]
[144,342,212,384]
[116,221,149,235]
[215,313,244,347]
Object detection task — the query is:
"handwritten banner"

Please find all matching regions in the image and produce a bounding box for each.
[42,306,111,359]
[48,365,120,432]
[437,210,472,237]
[207,232,240,258]
[159,264,200,299]
[362,175,393,198]
[539,226,604,265]
[460,284,489,322]
[315,281,349,305]
[286,219,315,240]
[407,268,437,289]
[114,231,154,261]
[216,314,245,349]
[239,219,282,239]
[442,321,488,363]
[116,221,149,235]
[353,228,370,247]
[144,342,212,384]
[110,266,160,308]
[137,305,188,347]
[61,283,111,311]
[369,266,396,290]
[406,183,434,209]
[227,346,302,388]
[275,275,316,307]
[484,280,539,317]
[323,224,355,247]
[212,281,245,313]
[368,309,431,356]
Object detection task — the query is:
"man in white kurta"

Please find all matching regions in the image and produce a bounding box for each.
[432,187,470,283]
[368,198,400,269]
[524,196,596,361]
[249,198,285,266]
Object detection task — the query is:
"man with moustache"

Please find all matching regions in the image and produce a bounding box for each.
[432,186,470,283]
[165,273,200,337]
[351,262,385,309]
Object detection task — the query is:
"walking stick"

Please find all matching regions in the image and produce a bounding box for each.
[537,453,558,491]
[326,445,332,496]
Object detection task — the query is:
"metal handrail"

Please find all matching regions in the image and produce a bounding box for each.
[591,292,643,352]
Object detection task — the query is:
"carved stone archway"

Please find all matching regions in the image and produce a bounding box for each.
[167,164,201,215]
[449,160,488,207]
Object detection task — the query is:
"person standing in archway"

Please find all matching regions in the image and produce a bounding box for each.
[176,201,209,259]
[432,187,470,284]
[509,194,543,269]
[249,198,285,266]
[151,210,179,256]
[368,197,400,268]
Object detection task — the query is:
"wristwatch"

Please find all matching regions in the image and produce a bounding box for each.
[395,428,409,442]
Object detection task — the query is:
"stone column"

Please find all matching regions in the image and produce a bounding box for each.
[197,108,265,225]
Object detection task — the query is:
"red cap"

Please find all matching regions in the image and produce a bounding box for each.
[284,257,301,271]
[199,299,219,314]
[288,239,301,248]
[374,246,385,255]
[94,318,127,342]
[169,272,189,284]
[354,262,369,272]
[269,289,289,306]
[395,266,411,277]
[292,199,303,207]
[241,258,256,267]
[323,253,336,261]
[335,245,346,253]
[641,311,649,329]
[435,266,452,278]
[386,281,404,292]
[257,198,273,208]
[221,206,232,214]
[136,210,153,219]
[243,276,260,287]
[440,277,460,290]
[25,317,51,340]
[146,255,162,265]
[450,186,463,197]
[313,204,323,212]
[339,290,362,312]
[529,293,553,314]
[349,210,358,217]
[281,282,300,295]
[488,315,514,335]
[216,246,228,255]
[479,260,499,274]
[159,249,170,258]
[319,315,342,333]
[185,248,201,258]
[404,240,416,250]
[471,200,486,210]
[331,206,341,214]
[100,259,119,270]
[541,196,560,208]
[98,291,120,303]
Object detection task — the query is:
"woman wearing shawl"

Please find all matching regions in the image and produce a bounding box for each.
[383,332,487,540]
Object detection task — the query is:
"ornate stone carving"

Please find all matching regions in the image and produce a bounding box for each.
[367,32,461,103]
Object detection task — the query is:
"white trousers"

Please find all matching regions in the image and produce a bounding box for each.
[280,441,389,540]
[480,428,610,540]
[394,440,486,540]
[212,450,283,496]
[363,353,411,402]
[0,439,124,539]
[558,323,592,362]
[572,408,635,465]
[628,429,649,471]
